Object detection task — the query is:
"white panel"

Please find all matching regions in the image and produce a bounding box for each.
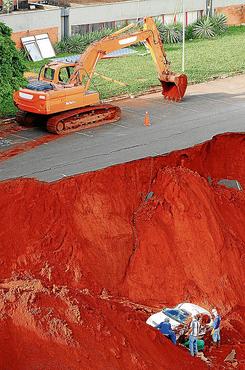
[21,36,36,43]
[35,34,56,59]
[21,36,42,61]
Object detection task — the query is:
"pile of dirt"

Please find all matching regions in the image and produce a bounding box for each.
[0,133,244,369]
[0,277,207,370]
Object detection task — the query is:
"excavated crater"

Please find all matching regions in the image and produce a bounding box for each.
[0,132,244,369]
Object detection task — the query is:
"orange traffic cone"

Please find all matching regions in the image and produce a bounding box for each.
[144,111,151,126]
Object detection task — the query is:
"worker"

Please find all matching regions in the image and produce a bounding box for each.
[211,308,221,346]
[155,318,176,345]
[187,315,200,357]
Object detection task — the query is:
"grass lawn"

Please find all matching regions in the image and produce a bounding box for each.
[92,26,245,99]
[2,26,245,116]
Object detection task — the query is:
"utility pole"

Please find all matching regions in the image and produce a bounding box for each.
[182,0,185,72]
[206,0,213,17]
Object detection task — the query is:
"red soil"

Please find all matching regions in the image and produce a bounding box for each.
[0,132,244,369]
[0,121,26,138]
[0,134,60,162]
[0,119,61,162]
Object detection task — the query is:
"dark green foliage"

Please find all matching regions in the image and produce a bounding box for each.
[0,22,26,116]
[211,13,228,34]
[156,22,183,44]
[185,24,194,40]
[0,22,11,36]
[156,14,227,44]
[193,17,216,39]
[192,14,227,39]
[55,28,114,54]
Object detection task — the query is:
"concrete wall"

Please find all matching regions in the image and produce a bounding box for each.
[69,0,205,28]
[213,0,245,7]
[0,7,61,47]
[1,0,244,46]
[69,0,245,34]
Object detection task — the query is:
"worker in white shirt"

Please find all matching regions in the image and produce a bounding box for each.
[186,315,200,356]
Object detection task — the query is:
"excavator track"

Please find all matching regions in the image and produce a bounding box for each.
[46,104,121,135]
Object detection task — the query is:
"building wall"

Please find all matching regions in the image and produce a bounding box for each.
[213,0,245,7]
[11,27,59,48]
[69,0,205,31]
[0,7,61,47]
[0,0,244,47]
[69,0,245,35]
[216,4,245,25]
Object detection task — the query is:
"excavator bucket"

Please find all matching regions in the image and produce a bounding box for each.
[160,73,188,102]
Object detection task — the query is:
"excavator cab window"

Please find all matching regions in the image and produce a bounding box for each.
[58,66,75,84]
[43,67,55,81]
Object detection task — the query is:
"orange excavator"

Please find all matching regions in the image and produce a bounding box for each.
[14,17,187,134]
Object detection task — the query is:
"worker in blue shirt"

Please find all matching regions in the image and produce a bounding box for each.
[211,308,221,346]
[155,318,176,345]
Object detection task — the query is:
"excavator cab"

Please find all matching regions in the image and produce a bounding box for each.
[38,63,76,85]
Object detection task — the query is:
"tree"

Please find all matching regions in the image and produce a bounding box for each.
[0,22,26,116]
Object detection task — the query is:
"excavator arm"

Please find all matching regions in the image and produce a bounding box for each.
[69,17,187,101]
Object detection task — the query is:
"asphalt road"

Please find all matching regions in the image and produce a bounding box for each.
[0,75,245,182]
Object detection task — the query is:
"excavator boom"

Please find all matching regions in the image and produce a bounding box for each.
[69,17,187,101]
[14,17,187,134]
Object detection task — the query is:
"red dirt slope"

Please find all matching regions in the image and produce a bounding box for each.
[0,132,244,369]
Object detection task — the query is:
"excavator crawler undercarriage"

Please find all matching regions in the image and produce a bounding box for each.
[16,105,121,134]
[46,104,121,134]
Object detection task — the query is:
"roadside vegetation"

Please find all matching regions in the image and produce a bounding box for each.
[1,17,245,117]
[0,22,26,116]
[92,26,245,99]
[54,14,228,54]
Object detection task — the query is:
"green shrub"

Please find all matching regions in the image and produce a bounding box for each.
[0,22,26,116]
[211,13,228,34]
[156,22,183,44]
[193,17,216,39]
[192,14,227,39]
[55,28,114,54]
[185,24,194,40]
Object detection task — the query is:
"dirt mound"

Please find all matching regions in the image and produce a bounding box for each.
[123,165,245,308]
[0,133,244,369]
[0,276,208,370]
